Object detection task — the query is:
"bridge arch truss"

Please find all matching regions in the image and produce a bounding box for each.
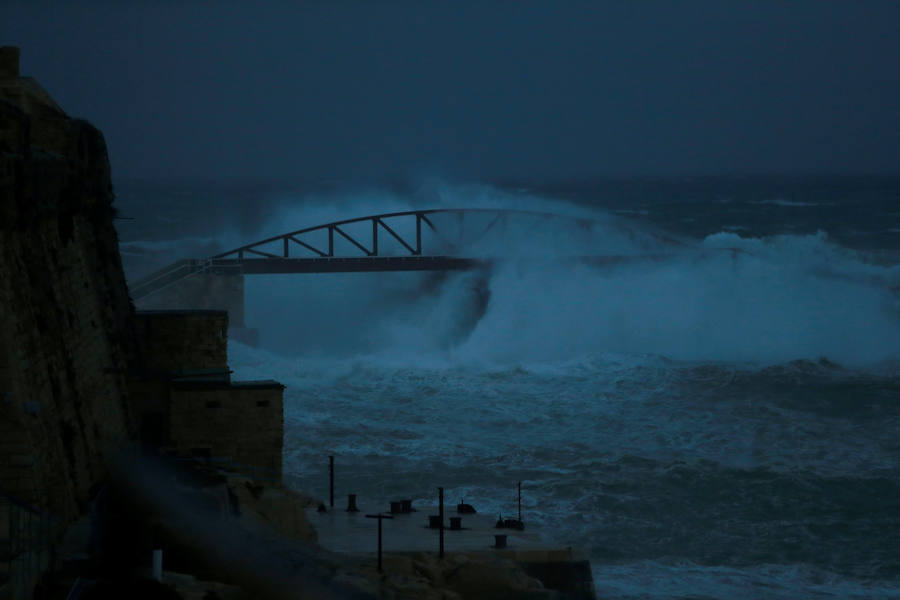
[130,208,603,300]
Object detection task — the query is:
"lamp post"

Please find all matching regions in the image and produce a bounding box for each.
[365,513,393,572]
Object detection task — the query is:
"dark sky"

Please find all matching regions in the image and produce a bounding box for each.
[4,1,900,182]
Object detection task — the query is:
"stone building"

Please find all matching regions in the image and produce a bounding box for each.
[131,309,284,482]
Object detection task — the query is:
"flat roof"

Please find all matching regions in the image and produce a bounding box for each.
[135,309,228,317]
[170,379,284,390]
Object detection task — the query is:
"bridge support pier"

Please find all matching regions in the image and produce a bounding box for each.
[133,273,257,344]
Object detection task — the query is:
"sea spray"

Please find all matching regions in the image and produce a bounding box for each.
[244,223,900,366]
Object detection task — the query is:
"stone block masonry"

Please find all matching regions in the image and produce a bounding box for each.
[169,381,284,482]
[129,309,285,483]
[0,56,288,594]
[133,310,228,377]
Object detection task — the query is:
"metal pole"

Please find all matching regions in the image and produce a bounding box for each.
[416,214,422,255]
[438,486,444,559]
[372,219,378,255]
[329,456,334,508]
[365,514,393,572]
[518,481,522,523]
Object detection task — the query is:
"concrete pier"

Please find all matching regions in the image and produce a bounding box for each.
[307,502,595,598]
[310,504,558,555]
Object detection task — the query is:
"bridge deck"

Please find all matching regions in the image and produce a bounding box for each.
[128,254,673,300]
[215,256,485,275]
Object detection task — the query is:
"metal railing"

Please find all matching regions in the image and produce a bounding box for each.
[129,258,243,301]
[0,491,55,600]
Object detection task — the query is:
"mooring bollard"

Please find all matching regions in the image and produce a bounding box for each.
[493,534,507,549]
[390,500,402,514]
[449,516,462,530]
[365,513,393,572]
[428,515,442,529]
[401,499,413,513]
[346,493,359,512]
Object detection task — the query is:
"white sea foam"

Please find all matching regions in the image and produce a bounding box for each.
[753,198,826,207]
[227,334,900,599]
[593,560,899,600]
[223,181,900,597]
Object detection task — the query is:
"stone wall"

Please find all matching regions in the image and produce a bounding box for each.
[0,45,291,598]
[0,47,136,521]
[132,310,228,377]
[169,381,284,481]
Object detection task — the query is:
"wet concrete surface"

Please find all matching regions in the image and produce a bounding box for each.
[307,502,580,561]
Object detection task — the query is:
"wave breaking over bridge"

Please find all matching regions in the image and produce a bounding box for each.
[128,207,681,341]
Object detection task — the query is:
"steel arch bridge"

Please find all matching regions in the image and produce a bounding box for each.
[209,206,608,264]
[127,207,689,339]
[129,207,659,301]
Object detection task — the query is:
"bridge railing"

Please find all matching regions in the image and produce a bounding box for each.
[129,258,243,301]
[128,259,194,299]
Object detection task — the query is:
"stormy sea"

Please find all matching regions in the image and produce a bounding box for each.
[115,176,900,600]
